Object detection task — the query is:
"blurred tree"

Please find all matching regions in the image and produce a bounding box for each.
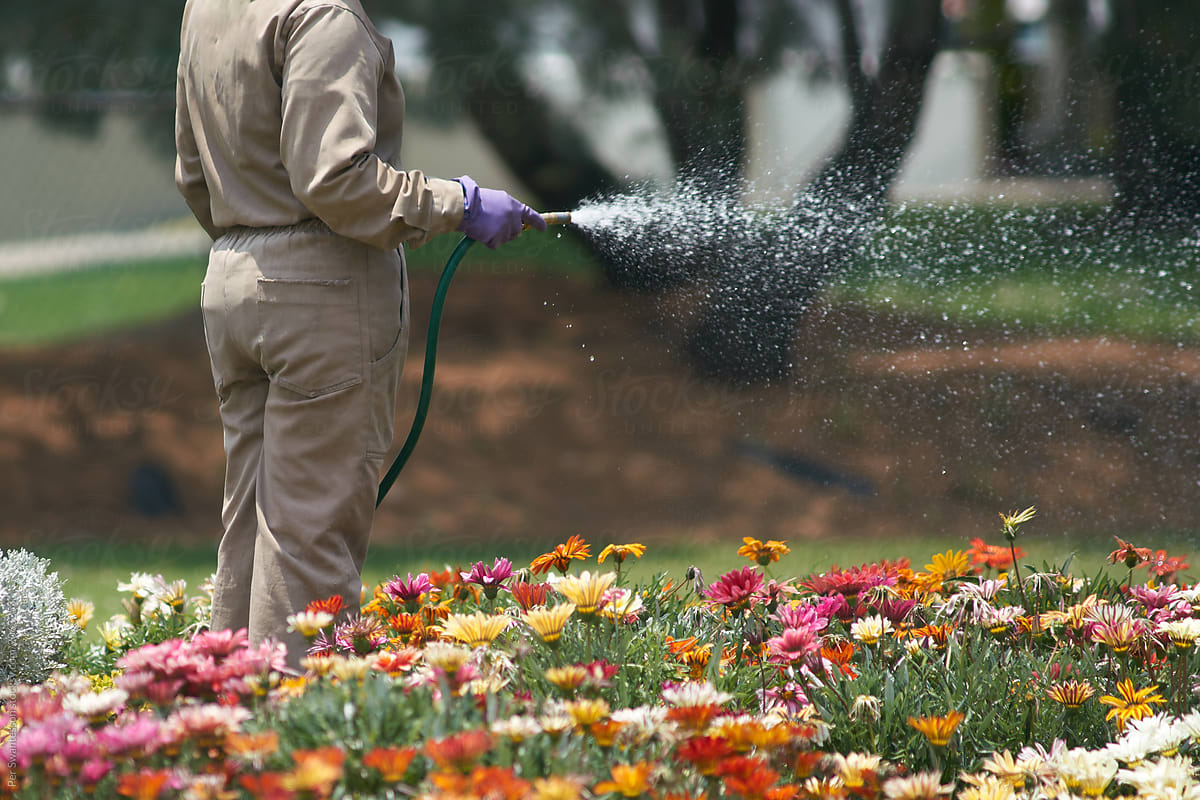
[0,3,181,151]
[1103,1,1200,226]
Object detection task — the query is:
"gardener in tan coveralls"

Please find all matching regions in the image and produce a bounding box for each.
[175,0,546,667]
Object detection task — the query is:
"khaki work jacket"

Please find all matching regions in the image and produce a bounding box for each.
[175,0,464,250]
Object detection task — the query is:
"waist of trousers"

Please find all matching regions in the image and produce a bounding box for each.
[215,218,336,247]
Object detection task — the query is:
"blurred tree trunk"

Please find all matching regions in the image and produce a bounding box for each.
[1106,2,1200,227]
[684,0,944,383]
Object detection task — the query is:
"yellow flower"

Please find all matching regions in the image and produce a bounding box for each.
[552,571,616,615]
[1159,618,1200,649]
[286,610,334,638]
[736,537,790,566]
[440,612,510,649]
[97,618,130,651]
[66,598,95,630]
[1046,680,1094,708]
[924,550,971,582]
[1099,679,1166,731]
[422,642,473,674]
[544,665,588,692]
[979,750,1028,788]
[908,710,965,747]
[564,698,610,729]
[532,776,585,800]
[598,543,647,564]
[850,614,893,646]
[594,762,653,797]
[524,603,576,643]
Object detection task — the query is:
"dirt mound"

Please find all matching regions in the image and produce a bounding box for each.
[3,271,1199,550]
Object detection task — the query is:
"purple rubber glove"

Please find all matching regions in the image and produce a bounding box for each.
[455,175,547,249]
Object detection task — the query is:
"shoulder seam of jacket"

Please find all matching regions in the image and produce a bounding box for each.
[290,2,388,64]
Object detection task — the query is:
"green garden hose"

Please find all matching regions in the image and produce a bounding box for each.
[377,211,572,507]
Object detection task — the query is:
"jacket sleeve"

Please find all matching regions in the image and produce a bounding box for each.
[278,5,464,250]
[174,61,224,241]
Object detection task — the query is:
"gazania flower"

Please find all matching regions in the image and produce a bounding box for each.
[594,761,654,797]
[423,642,473,676]
[524,603,576,643]
[225,730,279,764]
[116,769,174,800]
[532,776,586,800]
[719,755,780,799]
[66,598,95,630]
[737,537,791,566]
[287,610,334,638]
[966,538,1022,570]
[441,612,511,648]
[564,698,610,728]
[1046,680,1094,708]
[362,746,417,782]
[383,573,437,606]
[883,771,954,800]
[285,746,346,795]
[1108,536,1152,569]
[598,543,647,564]
[766,627,821,664]
[980,750,1030,788]
[589,720,624,748]
[306,594,346,616]
[530,535,591,575]
[552,571,616,615]
[492,715,543,743]
[460,558,514,597]
[372,648,421,675]
[703,567,765,611]
[1099,680,1166,731]
[677,736,734,775]
[1091,619,1144,653]
[544,665,589,692]
[425,730,493,773]
[1140,550,1190,582]
[923,550,971,583]
[1158,618,1200,649]
[907,710,965,747]
[850,614,893,646]
[600,587,644,622]
[511,581,551,611]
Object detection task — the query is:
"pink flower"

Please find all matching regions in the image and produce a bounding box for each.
[774,603,829,634]
[766,627,822,664]
[96,713,162,758]
[703,567,765,610]
[460,558,513,596]
[191,628,250,658]
[760,681,810,715]
[79,758,113,785]
[383,573,436,604]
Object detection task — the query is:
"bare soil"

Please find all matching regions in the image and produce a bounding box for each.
[3,271,1199,552]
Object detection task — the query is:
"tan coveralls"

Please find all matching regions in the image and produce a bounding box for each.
[175,0,464,665]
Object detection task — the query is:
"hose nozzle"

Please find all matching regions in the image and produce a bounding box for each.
[524,211,572,230]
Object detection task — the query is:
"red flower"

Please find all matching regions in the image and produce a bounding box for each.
[799,560,908,597]
[306,595,346,616]
[1140,550,1190,581]
[967,537,1023,570]
[510,581,551,611]
[677,736,734,775]
[718,756,779,800]
[1109,536,1152,569]
[424,730,493,773]
[704,567,765,610]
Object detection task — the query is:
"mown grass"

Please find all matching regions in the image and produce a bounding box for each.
[38,526,1195,642]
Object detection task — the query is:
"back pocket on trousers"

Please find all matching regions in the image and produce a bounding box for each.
[256,276,363,398]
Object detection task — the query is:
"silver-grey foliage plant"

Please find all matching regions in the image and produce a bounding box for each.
[0,549,75,684]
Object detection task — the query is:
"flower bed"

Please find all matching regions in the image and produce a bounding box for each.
[3,511,1199,799]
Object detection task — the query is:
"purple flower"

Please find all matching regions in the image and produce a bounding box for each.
[461,558,513,597]
[383,573,436,604]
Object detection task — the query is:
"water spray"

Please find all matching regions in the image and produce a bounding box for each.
[378,211,574,506]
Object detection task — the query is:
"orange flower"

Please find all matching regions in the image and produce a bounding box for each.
[677,736,734,775]
[432,767,530,800]
[386,613,426,645]
[284,747,345,797]
[907,711,965,747]
[511,581,551,611]
[531,535,591,575]
[1108,536,1152,569]
[598,543,647,564]
[737,537,790,566]
[117,770,173,800]
[372,648,421,675]
[718,756,779,800]
[666,704,722,733]
[589,720,624,748]
[306,595,346,616]
[362,746,417,782]
[966,537,1023,570]
[225,730,280,762]
[594,762,654,797]
[237,772,293,800]
[820,639,858,677]
[1100,680,1166,731]
[425,730,493,773]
